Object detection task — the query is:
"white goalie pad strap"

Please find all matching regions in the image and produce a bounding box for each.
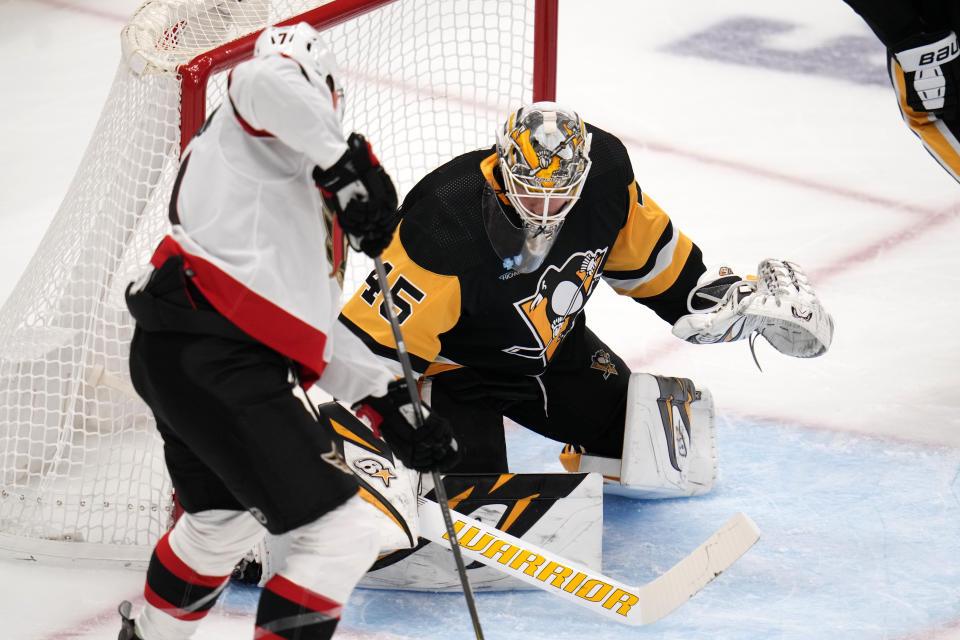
[615,373,717,499]
[748,259,834,358]
[360,472,603,592]
[567,449,622,482]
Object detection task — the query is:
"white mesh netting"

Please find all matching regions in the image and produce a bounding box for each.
[0,0,545,565]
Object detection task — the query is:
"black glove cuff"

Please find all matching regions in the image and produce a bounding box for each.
[312,150,357,197]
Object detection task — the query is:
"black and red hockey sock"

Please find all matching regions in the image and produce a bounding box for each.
[254,574,343,640]
[143,531,231,622]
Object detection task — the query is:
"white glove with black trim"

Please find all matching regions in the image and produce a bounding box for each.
[672,260,834,358]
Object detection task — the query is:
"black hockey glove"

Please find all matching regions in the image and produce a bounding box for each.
[890,30,960,120]
[312,132,399,258]
[354,379,461,472]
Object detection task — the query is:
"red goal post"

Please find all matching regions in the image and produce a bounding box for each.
[0,0,558,567]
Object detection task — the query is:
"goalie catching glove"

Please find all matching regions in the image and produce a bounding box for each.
[313,132,399,257]
[672,259,834,358]
[353,379,461,472]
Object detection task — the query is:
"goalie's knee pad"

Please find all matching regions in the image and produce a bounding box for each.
[560,373,717,499]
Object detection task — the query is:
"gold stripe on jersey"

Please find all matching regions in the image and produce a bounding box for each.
[423,362,464,377]
[891,60,960,183]
[480,152,511,205]
[603,182,694,298]
[340,231,462,365]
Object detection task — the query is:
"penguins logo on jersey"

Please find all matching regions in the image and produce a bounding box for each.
[590,349,618,379]
[504,249,606,364]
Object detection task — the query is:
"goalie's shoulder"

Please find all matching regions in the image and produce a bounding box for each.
[583,123,635,188]
[398,148,494,276]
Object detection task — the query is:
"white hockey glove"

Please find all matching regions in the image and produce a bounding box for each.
[672,260,834,359]
[891,30,960,118]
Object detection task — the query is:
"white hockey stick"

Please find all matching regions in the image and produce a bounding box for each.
[418,496,760,626]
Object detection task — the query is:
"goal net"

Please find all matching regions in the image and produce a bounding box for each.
[0,0,557,566]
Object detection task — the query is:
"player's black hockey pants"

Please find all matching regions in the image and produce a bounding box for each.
[126,256,358,533]
[425,321,630,473]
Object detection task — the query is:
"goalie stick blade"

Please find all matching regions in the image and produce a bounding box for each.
[417,498,760,627]
[636,512,761,625]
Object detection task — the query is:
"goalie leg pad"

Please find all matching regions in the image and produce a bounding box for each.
[617,373,716,498]
[558,374,717,499]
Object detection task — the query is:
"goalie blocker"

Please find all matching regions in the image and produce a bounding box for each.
[244,401,604,592]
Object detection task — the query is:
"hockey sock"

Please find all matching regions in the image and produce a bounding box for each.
[255,573,343,640]
[138,530,231,638]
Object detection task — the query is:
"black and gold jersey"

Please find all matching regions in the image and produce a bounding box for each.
[841,0,959,46]
[840,0,960,184]
[339,124,707,377]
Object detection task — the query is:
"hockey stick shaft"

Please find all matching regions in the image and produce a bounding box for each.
[372,257,485,639]
[418,496,760,626]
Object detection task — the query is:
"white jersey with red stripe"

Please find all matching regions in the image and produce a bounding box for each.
[156,53,393,403]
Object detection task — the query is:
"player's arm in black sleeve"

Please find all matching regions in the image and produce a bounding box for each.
[842,0,960,183]
[840,0,925,45]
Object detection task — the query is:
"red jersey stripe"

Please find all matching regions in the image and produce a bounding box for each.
[151,235,329,382]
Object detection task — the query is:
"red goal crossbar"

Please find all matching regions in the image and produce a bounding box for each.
[179,0,558,153]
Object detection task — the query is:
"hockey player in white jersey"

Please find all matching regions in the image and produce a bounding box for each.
[117,22,458,640]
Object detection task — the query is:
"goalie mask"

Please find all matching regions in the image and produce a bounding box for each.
[485,103,592,273]
[254,22,345,119]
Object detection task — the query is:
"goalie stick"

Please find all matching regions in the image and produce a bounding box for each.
[417,496,760,626]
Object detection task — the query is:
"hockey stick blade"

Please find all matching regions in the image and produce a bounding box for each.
[418,496,760,626]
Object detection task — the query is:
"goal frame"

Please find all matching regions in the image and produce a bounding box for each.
[0,0,559,568]
[178,0,559,154]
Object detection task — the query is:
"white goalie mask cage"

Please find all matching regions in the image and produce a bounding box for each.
[497,101,592,226]
[485,102,592,273]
